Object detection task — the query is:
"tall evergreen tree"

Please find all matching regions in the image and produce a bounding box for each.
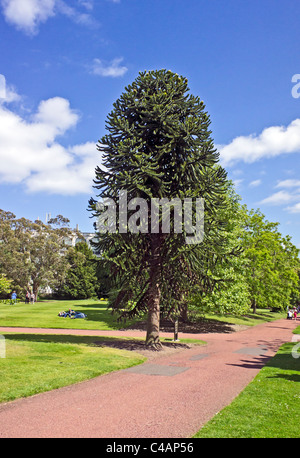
[89,70,228,348]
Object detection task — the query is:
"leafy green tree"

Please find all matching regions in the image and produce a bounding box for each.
[189,182,250,316]
[94,259,111,298]
[0,274,12,298]
[0,210,72,298]
[58,242,98,299]
[241,209,299,312]
[89,70,228,348]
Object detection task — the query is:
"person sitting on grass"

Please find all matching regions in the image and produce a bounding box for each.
[58,309,86,319]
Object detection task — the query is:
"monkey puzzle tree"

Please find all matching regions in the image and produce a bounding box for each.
[89,70,228,348]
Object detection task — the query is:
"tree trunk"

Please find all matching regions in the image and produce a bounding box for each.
[252,298,257,314]
[146,234,163,349]
[180,300,189,322]
[33,282,39,302]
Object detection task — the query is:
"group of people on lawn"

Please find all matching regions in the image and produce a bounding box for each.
[58,309,86,319]
[287,306,300,320]
[10,290,35,304]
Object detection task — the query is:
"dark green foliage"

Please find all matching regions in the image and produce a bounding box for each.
[89,70,229,346]
[59,242,98,300]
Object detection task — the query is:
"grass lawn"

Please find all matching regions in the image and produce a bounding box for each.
[0,299,133,330]
[0,299,206,404]
[194,328,300,438]
[0,333,146,403]
[200,308,286,327]
[0,299,287,332]
[0,299,291,413]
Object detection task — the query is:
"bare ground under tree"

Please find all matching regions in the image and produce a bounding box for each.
[101,318,250,358]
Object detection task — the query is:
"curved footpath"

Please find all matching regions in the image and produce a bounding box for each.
[0,319,299,438]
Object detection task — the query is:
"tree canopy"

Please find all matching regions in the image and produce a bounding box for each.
[57,242,98,300]
[89,69,230,348]
[0,209,72,298]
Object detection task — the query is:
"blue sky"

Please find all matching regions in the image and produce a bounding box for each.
[0,0,300,247]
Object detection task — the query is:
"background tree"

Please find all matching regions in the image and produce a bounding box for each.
[190,182,250,316]
[94,259,111,298]
[57,242,98,299]
[241,209,300,313]
[0,210,72,299]
[89,69,228,348]
[0,274,12,298]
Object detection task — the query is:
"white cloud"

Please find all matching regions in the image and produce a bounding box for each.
[0,74,6,99]
[286,203,300,213]
[56,0,97,28]
[0,0,97,35]
[249,179,261,187]
[232,178,243,188]
[26,141,100,194]
[219,119,300,165]
[1,0,56,35]
[260,178,300,213]
[33,97,79,135]
[275,179,300,188]
[90,57,128,78]
[78,1,94,10]
[0,78,100,195]
[260,190,300,206]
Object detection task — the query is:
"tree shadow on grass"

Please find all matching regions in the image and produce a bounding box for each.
[265,344,300,378]
[227,343,300,380]
[93,339,191,357]
[67,302,142,330]
[3,333,191,357]
[124,318,240,334]
[270,373,300,382]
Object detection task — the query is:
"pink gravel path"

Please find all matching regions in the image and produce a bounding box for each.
[0,318,298,438]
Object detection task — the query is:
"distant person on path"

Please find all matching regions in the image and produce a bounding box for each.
[11,291,17,304]
[293,308,297,320]
[30,292,35,304]
[25,291,30,304]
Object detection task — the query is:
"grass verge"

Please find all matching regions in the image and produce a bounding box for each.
[0,333,146,403]
[200,308,286,327]
[193,329,300,438]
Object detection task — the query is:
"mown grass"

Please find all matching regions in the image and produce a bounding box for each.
[0,299,132,330]
[0,299,292,414]
[0,333,146,403]
[194,328,300,438]
[0,300,207,404]
[199,308,286,327]
[0,299,287,332]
